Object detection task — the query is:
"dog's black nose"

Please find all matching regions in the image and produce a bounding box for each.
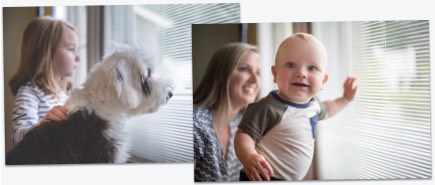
[167,92,173,99]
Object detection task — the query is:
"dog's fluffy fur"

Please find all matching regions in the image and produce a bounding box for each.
[6,44,173,164]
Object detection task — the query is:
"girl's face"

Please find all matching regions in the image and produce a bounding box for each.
[229,51,261,110]
[54,29,80,78]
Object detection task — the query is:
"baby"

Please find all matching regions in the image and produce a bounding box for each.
[234,33,356,181]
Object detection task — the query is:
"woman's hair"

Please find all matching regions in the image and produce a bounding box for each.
[9,16,76,97]
[193,42,258,113]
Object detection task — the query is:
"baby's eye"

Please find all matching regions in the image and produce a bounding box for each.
[285,62,295,68]
[308,66,318,72]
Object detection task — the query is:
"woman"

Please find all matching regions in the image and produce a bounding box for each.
[193,42,261,182]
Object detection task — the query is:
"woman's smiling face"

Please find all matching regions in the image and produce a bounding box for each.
[229,50,261,109]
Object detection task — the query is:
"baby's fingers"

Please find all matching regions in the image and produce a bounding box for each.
[250,159,272,181]
[345,77,357,89]
[260,160,274,180]
[250,169,262,181]
[245,167,261,181]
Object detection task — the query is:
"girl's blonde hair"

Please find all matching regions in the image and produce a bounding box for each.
[9,16,76,97]
[193,42,258,114]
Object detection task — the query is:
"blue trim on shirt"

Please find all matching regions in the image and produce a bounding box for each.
[271,90,311,109]
[310,114,318,138]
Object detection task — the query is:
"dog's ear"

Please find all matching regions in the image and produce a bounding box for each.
[104,64,123,99]
[113,62,142,109]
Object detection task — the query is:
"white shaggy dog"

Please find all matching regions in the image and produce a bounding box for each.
[6,44,173,164]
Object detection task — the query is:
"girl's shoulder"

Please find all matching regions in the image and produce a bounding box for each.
[16,82,43,96]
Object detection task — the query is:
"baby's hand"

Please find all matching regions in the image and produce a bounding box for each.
[242,153,274,181]
[343,76,357,102]
[41,105,69,124]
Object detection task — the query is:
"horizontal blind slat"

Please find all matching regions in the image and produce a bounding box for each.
[107,4,241,163]
[317,20,431,179]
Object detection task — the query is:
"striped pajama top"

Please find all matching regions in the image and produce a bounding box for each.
[11,82,69,147]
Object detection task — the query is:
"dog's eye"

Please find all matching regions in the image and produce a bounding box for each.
[141,74,152,96]
[116,69,123,81]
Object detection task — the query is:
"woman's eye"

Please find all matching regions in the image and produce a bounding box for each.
[238,66,248,71]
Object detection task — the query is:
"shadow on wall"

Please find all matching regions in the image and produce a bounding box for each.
[3,7,38,153]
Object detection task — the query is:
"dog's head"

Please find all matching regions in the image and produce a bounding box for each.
[79,44,173,118]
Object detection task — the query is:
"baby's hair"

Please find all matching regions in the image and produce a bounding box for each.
[194,42,258,113]
[9,16,76,97]
[275,32,326,65]
[292,32,315,42]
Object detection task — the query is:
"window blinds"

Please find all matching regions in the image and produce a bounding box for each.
[62,6,88,86]
[315,21,431,179]
[103,4,240,163]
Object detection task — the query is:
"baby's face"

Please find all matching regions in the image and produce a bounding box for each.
[272,36,328,103]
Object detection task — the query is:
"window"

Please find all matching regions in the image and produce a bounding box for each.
[101,4,240,162]
[54,6,88,86]
[313,21,431,179]
[59,4,240,163]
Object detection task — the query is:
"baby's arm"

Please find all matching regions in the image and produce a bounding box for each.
[323,76,357,118]
[234,129,274,181]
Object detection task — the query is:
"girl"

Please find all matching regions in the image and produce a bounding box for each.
[9,16,80,147]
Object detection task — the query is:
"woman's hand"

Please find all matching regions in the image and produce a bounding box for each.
[41,105,69,124]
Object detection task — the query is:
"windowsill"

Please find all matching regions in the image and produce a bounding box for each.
[127,155,156,163]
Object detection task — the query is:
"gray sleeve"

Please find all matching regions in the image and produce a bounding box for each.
[314,96,328,121]
[238,96,287,143]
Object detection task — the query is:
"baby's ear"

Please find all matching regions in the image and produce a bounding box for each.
[323,74,329,84]
[271,66,277,83]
